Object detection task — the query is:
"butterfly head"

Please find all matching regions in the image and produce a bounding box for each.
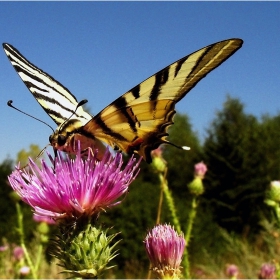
[49,119,107,161]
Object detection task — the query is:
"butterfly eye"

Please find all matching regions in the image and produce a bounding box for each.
[57,135,67,146]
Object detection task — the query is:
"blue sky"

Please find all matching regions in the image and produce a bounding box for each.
[0,2,279,163]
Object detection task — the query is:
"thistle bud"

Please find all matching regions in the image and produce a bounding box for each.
[52,223,119,278]
[266,181,280,203]
[151,147,167,173]
[187,178,204,196]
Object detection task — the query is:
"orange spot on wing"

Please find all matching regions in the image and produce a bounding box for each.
[126,138,144,154]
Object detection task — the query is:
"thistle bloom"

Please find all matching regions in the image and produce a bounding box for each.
[187,162,208,196]
[194,161,207,179]
[258,263,276,279]
[226,264,239,279]
[8,146,141,221]
[0,245,8,252]
[144,224,185,279]
[33,214,56,225]
[19,266,30,276]
[13,246,24,261]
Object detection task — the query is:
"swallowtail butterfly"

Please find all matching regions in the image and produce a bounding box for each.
[3,39,243,163]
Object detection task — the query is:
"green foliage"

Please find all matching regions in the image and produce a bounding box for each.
[0,145,43,243]
[260,114,280,179]
[3,96,280,278]
[17,144,42,167]
[203,96,279,235]
[164,113,202,192]
[163,113,203,236]
[0,158,17,241]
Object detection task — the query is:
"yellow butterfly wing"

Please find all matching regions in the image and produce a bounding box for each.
[81,39,243,162]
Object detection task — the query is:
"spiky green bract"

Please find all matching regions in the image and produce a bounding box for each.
[51,219,120,279]
[187,177,204,196]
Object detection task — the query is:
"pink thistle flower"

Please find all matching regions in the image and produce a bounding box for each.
[151,147,164,158]
[194,161,207,179]
[258,263,276,279]
[226,264,239,279]
[19,266,30,276]
[13,246,24,261]
[33,214,56,225]
[144,224,185,278]
[8,146,141,221]
[0,245,8,252]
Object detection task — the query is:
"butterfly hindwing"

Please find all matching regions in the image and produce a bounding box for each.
[81,39,243,162]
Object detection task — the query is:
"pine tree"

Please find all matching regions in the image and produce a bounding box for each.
[203,96,271,236]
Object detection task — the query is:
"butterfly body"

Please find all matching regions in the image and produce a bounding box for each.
[3,39,243,163]
[49,118,107,161]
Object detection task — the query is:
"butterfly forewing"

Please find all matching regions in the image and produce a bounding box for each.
[3,39,243,163]
[3,43,92,126]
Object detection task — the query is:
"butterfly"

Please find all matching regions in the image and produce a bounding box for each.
[3,39,243,163]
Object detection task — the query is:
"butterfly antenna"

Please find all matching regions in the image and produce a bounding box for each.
[7,100,55,133]
[58,99,88,133]
[20,144,50,171]
[182,146,191,150]
[166,141,191,151]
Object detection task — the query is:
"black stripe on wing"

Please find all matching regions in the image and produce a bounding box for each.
[11,63,80,124]
[3,43,92,125]
[93,116,128,142]
[149,66,170,101]
[3,43,78,104]
[114,96,139,133]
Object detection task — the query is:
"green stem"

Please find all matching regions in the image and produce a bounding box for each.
[158,172,181,233]
[182,196,198,278]
[156,169,166,225]
[185,197,197,246]
[182,250,190,279]
[34,242,43,272]
[147,170,166,280]
[15,202,37,279]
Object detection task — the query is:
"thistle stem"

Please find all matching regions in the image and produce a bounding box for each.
[185,197,197,246]
[15,202,37,279]
[182,196,198,278]
[34,242,43,272]
[159,171,181,233]
[147,170,165,279]
[156,168,166,225]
